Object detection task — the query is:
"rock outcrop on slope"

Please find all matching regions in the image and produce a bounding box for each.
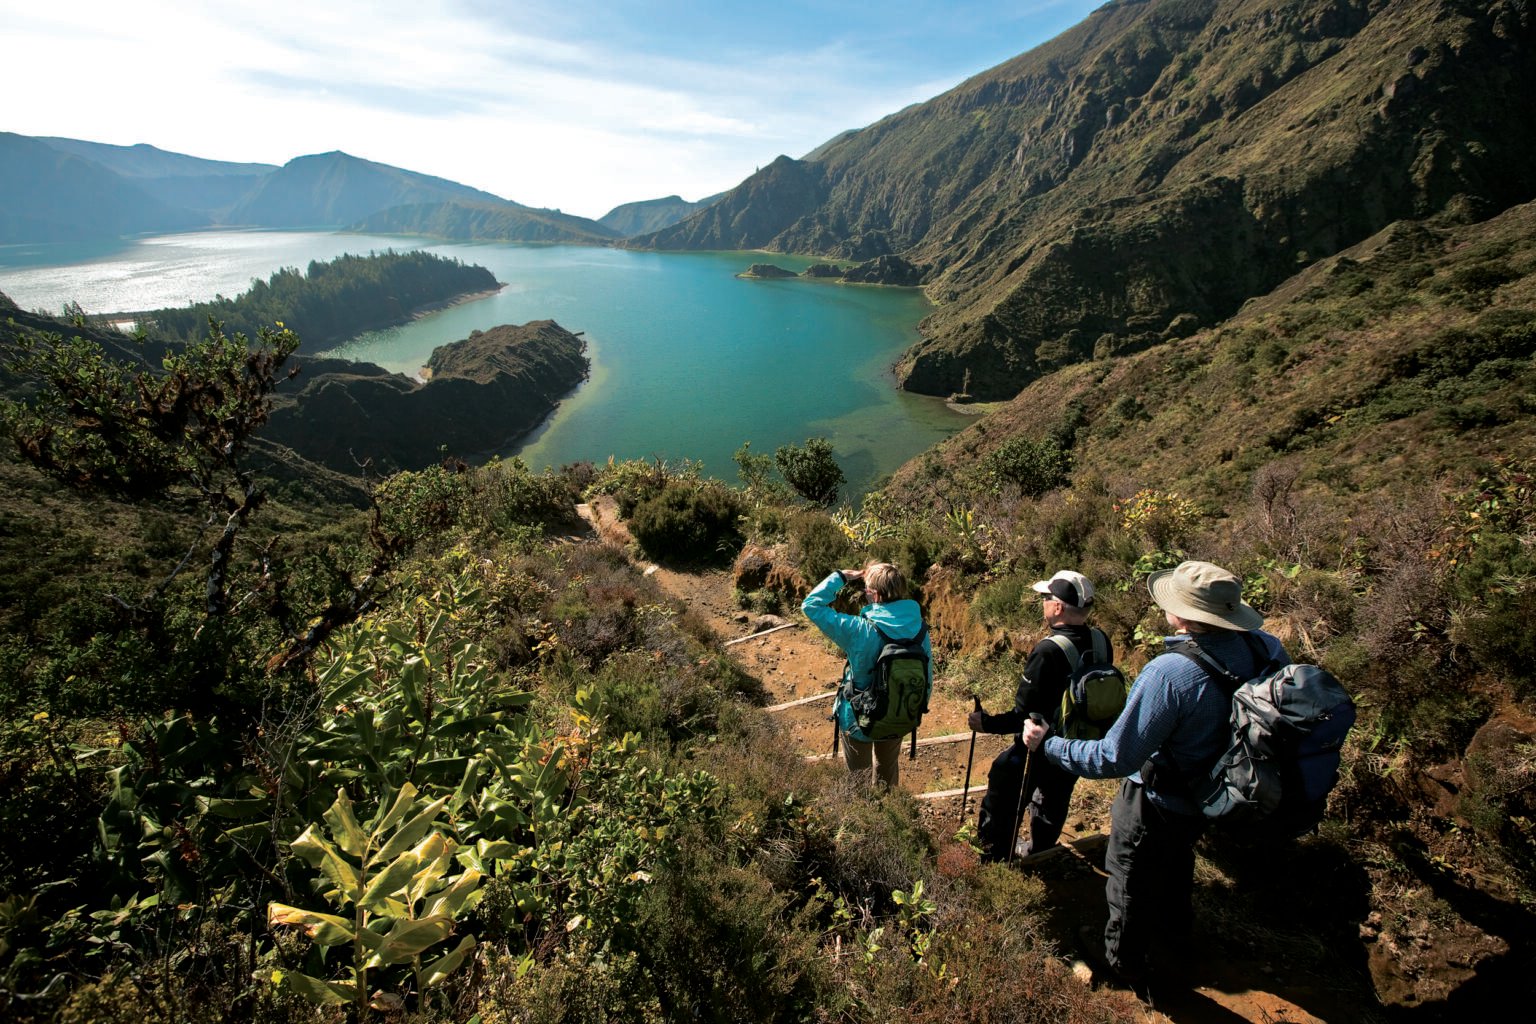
[631,0,1536,400]
[264,321,588,474]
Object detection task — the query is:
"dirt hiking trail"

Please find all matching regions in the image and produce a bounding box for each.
[576,499,1362,1024]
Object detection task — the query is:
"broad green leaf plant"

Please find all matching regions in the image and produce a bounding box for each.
[267,784,481,1014]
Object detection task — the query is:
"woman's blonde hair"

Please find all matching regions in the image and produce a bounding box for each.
[863,562,908,602]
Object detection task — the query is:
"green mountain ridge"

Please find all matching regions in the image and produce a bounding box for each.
[630,0,1536,400]
[353,199,620,244]
[35,138,277,179]
[598,193,725,237]
[224,150,511,228]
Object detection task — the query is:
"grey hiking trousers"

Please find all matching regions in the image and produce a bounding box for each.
[1103,778,1207,980]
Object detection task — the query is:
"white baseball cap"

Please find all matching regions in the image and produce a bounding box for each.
[1031,570,1094,609]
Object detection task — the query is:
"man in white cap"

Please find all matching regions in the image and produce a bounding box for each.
[967,569,1110,861]
[1022,560,1288,1003]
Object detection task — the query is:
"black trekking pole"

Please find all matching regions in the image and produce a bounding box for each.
[1007,712,1048,865]
[958,696,981,824]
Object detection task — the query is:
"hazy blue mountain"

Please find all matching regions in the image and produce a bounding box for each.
[354,200,621,244]
[0,132,204,243]
[35,138,277,220]
[598,193,725,237]
[37,138,276,179]
[225,151,510,228]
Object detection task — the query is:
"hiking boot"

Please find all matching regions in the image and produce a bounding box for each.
[1074,926,1154,1007]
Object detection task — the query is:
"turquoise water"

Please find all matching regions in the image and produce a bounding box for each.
[0,232,969,497]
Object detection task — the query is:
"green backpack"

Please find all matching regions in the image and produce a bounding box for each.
[848,624,930,744]
[1048,629,1130,740]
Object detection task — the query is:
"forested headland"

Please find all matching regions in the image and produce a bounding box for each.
[140,250,499,350]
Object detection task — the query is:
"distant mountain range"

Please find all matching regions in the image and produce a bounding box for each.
[628,0,1536,399]
[0,133,712,245]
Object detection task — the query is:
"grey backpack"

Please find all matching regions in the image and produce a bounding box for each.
[1178,637,1356,838]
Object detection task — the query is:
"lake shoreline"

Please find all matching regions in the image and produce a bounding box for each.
[8,231,970,498]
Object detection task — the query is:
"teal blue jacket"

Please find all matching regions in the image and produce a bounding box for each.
[801,571,932,742]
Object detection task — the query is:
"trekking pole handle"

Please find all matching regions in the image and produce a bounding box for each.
[1022,711,1049,751]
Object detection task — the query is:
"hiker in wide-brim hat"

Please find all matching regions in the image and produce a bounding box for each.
[1018,558,1289,1003]
[1147,560,1264,632]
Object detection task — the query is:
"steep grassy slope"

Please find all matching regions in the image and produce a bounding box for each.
[885,199,1536,515]
[598,193,723,237]
[636,0,1536,400]
[871,199,1536,1007]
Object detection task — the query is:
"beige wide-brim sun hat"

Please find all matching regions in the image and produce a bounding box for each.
[1147,560,1264,631]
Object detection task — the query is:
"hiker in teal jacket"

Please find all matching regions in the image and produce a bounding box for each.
[802,562,932,789]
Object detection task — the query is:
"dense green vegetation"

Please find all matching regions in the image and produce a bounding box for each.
[3,187,1536,1019]
[0,321,1127,1019]
[142,251,498,351]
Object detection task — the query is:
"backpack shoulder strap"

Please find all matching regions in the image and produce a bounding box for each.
[1089,627,1110,666]
[1241,631,1279,674]
[873,623,928,648]
[1045,632,1081,672]
[1174,637,1244,697]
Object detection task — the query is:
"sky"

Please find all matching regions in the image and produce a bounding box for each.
[3,1,1103,221]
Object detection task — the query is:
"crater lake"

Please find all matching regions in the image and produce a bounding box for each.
[0,231,971,497]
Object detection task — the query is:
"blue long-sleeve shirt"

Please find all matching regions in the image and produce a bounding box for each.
[1043,629,1289,815]
[801,571,932,742]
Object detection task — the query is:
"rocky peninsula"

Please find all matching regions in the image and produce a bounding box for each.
[264,321,588,474]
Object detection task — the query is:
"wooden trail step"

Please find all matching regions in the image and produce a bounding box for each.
[802,731,980,762]
[915,785,990,801]
[766,691,837,713]
[1015,832,1110,873]
[724,622,799,646]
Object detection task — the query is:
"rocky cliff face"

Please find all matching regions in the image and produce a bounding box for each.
[265,321,588,473]
[631,0,1536,399]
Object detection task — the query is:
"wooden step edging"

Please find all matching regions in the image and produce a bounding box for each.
[802,731,979,762]
[724,622,799,646]
[766,690,837,712]
[915,785,989,801]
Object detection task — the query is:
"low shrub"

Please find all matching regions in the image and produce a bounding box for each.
[869,519,941,588]
[775,437,846,506]
[586,457,702,516]
[971,573,1038,631]
[374,463,471,546]
[982,436,1072,497]
[629,482,744,567]
[472,457,579,534]
[786,509,858,583]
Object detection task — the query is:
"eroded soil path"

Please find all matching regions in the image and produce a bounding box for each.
[576,499,1358,1024]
